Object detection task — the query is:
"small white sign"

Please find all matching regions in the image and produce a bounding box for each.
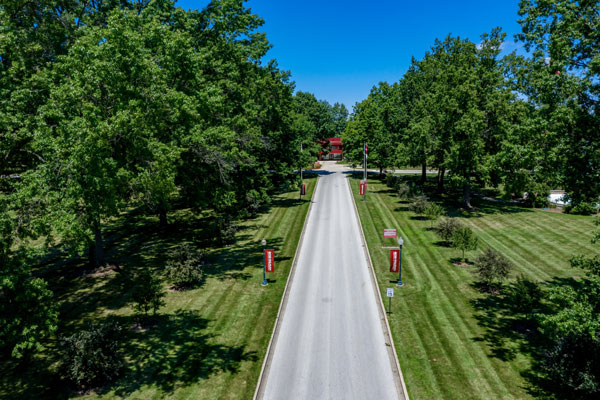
[386,288,394,298]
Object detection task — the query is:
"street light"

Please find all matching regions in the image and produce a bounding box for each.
[261,239,268,286]
[397,237,404,286]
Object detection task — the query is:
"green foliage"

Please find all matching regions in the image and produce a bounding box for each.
[409,195,430,215]
[507,275,543,318]
[543,331,600,398]
[474,248,511,291]
[166,243,205,289]
[564,202,598,216]
[131,270,165,317]
[435,217,463,242]
[424,203,444,224]
[451,226,478,262]
[396,183,411,200]
[217,215,239,246]
[517,0,600,208]
[0,200,57,359]
[61,323,124,389]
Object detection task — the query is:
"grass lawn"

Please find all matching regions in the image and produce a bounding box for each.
[1,175,317,400]
[349,174,598,400]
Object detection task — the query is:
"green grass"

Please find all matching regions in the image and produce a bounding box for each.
[350,174,597,400]
[1,176,317,400]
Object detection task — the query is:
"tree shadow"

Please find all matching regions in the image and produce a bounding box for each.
[90,311,258,397]
[469,276,585,398]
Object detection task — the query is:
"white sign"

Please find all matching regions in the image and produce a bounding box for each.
[386,288,394,298]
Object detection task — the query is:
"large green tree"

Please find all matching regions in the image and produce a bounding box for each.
[517,0,600,208]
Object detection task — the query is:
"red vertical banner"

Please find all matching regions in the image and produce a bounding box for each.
[264,249,275,273]
[300,184,306,195]
[360,180,366,195]
[390,249,400,273]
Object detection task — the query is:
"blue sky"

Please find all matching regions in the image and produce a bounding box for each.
[176,0,524,111]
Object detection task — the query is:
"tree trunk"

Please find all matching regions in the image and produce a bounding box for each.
[437,168,445,193]
[88,221,106,267]
[462,183,472,210]
[421,162,427,184]
[379,166,383,175]
[159,208,168,229]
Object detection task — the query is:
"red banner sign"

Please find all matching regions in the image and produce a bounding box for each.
[390,249,400,273]
[264,249,275,273]
[360,180,366,195]
[383,229,397,238]
[300,184,306,195]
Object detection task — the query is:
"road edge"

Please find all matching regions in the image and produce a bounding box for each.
[253,176,321,400]
[346,175,410,400]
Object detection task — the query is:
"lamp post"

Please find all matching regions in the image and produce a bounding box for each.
[397,237,404,286]
[261,239,268,286]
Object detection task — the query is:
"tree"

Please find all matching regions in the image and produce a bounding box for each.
[517,0,600,209]
[451,226,479,263]
[0,198,57,359]
[61,323,124,389]
[475,248,512,291]
[409,195,430,215]
[425,203,444,226]
[436,217,463,243]
[131,270,165,318]
[342,82,401,173]
[166,243,205,289]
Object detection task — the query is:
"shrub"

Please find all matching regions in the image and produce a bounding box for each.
[166,243,205,289]
[451,226,478,262]
[131,270,165,317]
[425,203,445,225]
[61,323,123,389]
[475,248,512,291]
[409,195,430,215]
[217,215,238,245]
[386,175,401,189]
[507,275,543,318]
[436,218,462,242]
[397,183,411,200]
[565,202,598,215]
[543,331,600,397]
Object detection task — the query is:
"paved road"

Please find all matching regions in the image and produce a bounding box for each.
[261,165,403,399]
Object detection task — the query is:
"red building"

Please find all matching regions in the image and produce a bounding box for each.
[318,137,343,160]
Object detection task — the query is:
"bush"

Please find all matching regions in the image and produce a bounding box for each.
[386,174,401,189]
[451,226,478,262]
[217,215,238,245]
[436,218,462,242]
[475,248,512,291]
[61,323,123,389]
[131,270,165,317]
[507,275,543,318]
[166,243,205,289]
[397,183,411,200]
[565,202,598,215]
[425,203,445,224]
[543,331,600,398]
[409,195,430,215]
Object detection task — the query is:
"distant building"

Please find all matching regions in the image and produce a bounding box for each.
[318,137,343,160]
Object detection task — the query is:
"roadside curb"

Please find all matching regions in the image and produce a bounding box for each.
[253,176,321,400]
[346,175,410,400]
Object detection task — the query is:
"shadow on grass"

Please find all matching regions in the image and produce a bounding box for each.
[98,311,258,397]
[469,277,588,399]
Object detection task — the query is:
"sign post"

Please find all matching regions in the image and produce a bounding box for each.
[386,288,394,314]
[382,228,397,248]
[397,237,404,286]
[261,239,274,286]
[363,143,368,201]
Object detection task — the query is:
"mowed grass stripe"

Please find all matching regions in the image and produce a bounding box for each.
[349,176,588,399]
[366,185,512,398]
[75,178,317,400]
